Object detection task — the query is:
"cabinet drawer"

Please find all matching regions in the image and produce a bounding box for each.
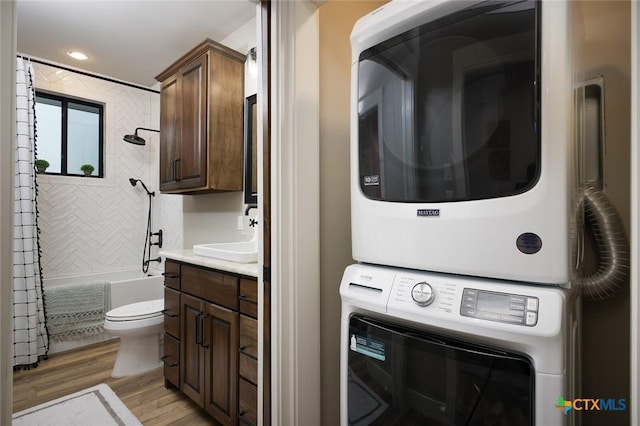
[182,265,238,310]
[163,287,180,338]
[240,315,257,359]
[238,378,257,426]
[162,334,180,387]
[239,353,257,385]
[164,261,181,290]
[239,278,258,318]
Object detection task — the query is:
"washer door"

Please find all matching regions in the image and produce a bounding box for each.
[347,315,534,425]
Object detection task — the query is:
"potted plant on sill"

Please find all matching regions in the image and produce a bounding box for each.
[35,159,49,174]
[80,164,95,177]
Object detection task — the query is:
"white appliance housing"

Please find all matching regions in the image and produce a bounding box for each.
[350,0,584,285]
[340,263,580,425]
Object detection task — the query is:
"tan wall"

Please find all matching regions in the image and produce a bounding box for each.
[318,1,387,424]
[580,1,631,425]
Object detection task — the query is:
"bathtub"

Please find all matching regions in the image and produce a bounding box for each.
[43,270,164,354]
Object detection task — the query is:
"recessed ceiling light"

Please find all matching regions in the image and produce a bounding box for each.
[67,51,88,61]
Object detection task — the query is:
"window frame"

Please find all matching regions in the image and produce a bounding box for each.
[35,90,105,178]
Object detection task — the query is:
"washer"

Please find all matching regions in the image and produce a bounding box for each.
[340,264,580,425]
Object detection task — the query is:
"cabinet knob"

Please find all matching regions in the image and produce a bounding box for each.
[196,313,209,348]
[195,312,203,345]
[174,158,181,182]
[160,355,178,367]
[239,295,257,304]
[162,272,180,279]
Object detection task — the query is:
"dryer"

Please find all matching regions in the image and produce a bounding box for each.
[349,0,585,285]
[340,264,580,425]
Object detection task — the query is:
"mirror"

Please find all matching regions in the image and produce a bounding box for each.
[244,94,258,205]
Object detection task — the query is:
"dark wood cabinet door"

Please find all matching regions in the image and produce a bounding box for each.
[159,73,180,191]
[178,53,208,190]
[239,278,258,318]
[163,334,180,388]
[180,293,204,405]
[181,264,239,310]
[163,287,180,339]
[207,50,244,191]
[238,377,258,426]
[163,260,181,290]
[202,302,239,425]
[239,315,258,359]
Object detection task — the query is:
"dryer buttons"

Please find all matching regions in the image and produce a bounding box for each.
[411,282,435,307]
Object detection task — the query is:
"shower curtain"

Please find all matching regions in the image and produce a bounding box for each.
[13,57,48,369]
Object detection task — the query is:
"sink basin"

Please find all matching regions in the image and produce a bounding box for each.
[193,239,258,263]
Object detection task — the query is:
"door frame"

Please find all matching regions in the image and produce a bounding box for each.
[0,1,16,424]
[269,1,321,425]
[631,2,639,425]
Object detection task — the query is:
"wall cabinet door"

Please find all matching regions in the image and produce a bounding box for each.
[159,54,207,192]
[159,73,180,190]
[202,303,239,425]
[176,53,208,190]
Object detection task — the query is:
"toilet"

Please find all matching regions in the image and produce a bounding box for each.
[103,298,164,378]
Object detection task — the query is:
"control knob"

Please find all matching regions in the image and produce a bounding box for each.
[411,282,435,307]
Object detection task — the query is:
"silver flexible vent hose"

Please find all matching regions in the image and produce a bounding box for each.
[581,184,630,300]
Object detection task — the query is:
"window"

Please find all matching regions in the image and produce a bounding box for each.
[35,91,104,177]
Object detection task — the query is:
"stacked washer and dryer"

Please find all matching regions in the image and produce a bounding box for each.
[339,1,627,425]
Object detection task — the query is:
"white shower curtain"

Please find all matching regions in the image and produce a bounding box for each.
[13,57,48,369]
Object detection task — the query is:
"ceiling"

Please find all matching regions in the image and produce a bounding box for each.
[16,0,257,88]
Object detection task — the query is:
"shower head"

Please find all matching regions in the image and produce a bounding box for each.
[123,133,146,145]
[129,178,155,196]
[123,127,160,146]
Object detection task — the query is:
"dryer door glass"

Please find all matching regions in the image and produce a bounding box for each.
[357,1,538,203]
[347,315,533,425]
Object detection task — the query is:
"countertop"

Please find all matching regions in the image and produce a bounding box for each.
[160,249,259,278]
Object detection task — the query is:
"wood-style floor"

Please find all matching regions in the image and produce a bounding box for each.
[13,339,215,425]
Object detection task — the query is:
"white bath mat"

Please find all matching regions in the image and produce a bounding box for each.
[12,383,141,426]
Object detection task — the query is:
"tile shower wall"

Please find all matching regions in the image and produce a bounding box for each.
[33,62,183,279]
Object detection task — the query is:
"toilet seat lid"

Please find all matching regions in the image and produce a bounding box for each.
[106,298,164,321]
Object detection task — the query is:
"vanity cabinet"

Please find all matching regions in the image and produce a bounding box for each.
[162,260,258,426]
[156,39,245,194]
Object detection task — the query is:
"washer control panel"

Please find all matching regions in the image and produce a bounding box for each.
[460,288,539,326]
[342,264,567,336]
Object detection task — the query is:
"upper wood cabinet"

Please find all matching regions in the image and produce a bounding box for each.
[156,39,245,194]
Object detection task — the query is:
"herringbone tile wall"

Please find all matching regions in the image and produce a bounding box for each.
[33,62,183,279]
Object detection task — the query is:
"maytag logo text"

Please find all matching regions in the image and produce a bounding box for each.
[417,209,440,217]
